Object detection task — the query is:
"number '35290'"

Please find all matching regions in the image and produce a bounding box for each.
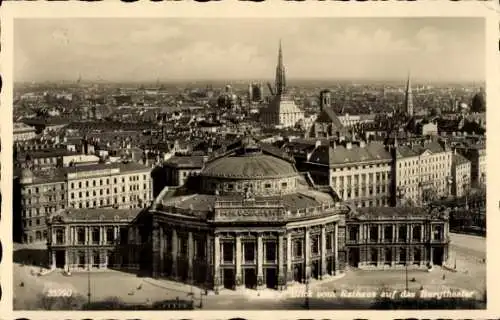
[45,289,73,297]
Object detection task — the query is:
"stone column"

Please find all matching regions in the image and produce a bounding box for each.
[115,226,119,244]
[235,234,243,290]
[188,231,194,282]
[214,234,222,293]
[334,223,339,275]
[394,224,398,242]
[278,232,285,289]
[305,228,311,280]
[85,226,89,245]
[152,222,160,278]
[171,230,178,279]
[64,249,69,270]
[159,226,165,276]
[51,250,57,269]
[257,233,264,289]
[320,226,327,279]
[286,232,293,284]
[103,226,107,245]
[65,226,70,245]
[407,224,411,244]
[421,224,424,242]
[205,235,213,285]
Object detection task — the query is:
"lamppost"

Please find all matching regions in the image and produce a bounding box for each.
[303,275,310,309]
[405,256,409,292]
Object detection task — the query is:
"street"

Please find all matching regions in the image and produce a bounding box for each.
[13,233,486,310]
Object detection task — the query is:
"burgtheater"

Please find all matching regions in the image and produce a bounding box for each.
[129,137,449,292]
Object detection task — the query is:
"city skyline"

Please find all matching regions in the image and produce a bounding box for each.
[15,18,485,83]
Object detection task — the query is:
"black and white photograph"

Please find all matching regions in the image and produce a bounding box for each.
[10,14,488,311]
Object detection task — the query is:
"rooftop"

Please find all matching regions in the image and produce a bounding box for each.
[307,141,391,166]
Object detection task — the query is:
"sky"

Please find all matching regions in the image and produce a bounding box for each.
[14,18,485,83]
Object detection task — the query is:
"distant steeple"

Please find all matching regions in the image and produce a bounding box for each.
[275,40,287,95]
[405,71,414,117]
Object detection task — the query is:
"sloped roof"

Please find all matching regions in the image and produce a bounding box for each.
[307,142,391,166]
[315,107,345,131]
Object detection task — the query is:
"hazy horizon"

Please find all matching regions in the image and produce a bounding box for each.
[15,18,485,83]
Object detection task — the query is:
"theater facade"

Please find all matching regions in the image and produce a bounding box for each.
[123,137,450,292]
[46,137,450,292]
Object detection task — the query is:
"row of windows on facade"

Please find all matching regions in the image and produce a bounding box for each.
[70,184,149,199]
[31,157,58,165]
[23,205,64,219]
[69,174,150,189]
[23,195,65,205]
[354,199,388,207]
[54,227,129,245]
[364,247,425,265]
[69,195,148,209]
[398,154,451,167]
[331,164,389,172]
[399,167,450,178]
[23,184,65,194]
[331,172,389,186]
[336,186,388,199]
[347,225,443,243]
[218,233,336,265]
[68,250,113,268]
[216,181,290,192]
[24,230,48,243]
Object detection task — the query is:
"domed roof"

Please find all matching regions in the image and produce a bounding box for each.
[202,153,297,179]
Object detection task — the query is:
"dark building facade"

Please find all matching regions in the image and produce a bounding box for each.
[345,206,450,268]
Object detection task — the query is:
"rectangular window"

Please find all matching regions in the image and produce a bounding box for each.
[326,232,333,250]
[348,226,359,242]
[106,228,114,244]
[311,235,319,255]
[92,228,100,244]
[398,225,407,242]
[412,225,421,241]
[195,239,206,259]
[222,242,233,263]
[370,226,378,242]
[265,242,276,262]
[293,239,303,258]
[244,242,255,263]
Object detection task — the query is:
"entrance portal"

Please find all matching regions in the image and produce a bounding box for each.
[244,268,257,289]
[265,268,277,289]
[293,264,303,282]
[55,251,65,269]
[348,248,360,267]
[311,260,320,279]
[223,269,235,290]
[432,247,444,266]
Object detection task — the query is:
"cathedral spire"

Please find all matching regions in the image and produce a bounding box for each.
[275,40,286,95]
[405,71,414,117]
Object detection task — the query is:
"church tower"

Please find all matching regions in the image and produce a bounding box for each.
[405,72,414,117]
[275,40,286,95]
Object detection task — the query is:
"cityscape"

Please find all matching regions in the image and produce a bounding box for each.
[12,18,486,310]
